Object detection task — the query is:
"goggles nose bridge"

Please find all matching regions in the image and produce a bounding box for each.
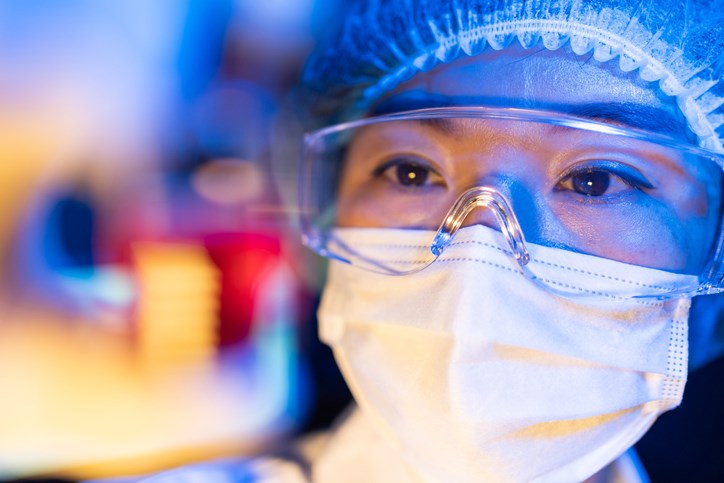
[430,186,530,266]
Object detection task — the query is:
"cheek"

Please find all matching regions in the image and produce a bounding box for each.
[679,181,723,273]
[336,182,454,229]
[653,171,722,273]
[552,197,691,272]
[335,173,377,227]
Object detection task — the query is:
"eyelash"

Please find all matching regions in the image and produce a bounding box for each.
[372,156,444,187]
[368,154,655,204]
[554,160,654,198]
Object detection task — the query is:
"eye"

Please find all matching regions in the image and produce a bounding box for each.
[372,156,445,188]
[566,169,612,196]
[556,161,654,198]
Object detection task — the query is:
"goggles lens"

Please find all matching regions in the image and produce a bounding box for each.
[300,107,724,298]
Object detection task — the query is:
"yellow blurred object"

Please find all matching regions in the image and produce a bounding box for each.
[132,241,220,366]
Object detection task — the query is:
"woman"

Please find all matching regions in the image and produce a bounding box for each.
[294,0,724,481]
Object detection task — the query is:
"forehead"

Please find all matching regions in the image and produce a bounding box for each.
[376,44,690,140]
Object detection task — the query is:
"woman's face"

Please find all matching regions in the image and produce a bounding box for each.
[335,44,722,274]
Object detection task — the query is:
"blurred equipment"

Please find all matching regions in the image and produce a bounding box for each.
[0,0,316,480]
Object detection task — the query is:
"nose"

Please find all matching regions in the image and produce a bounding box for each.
[460,197,507,230]
[430,186,530,266]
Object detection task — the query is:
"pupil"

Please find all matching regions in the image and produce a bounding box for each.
[396,164,428,186]
[572,170,610,196]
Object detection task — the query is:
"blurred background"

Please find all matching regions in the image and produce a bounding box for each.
[0,0,349,480]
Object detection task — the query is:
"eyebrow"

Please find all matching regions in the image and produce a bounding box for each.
[560,102,687,138]
[372,95,690,140]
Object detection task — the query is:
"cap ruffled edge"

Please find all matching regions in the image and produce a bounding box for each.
[355,18,723,152]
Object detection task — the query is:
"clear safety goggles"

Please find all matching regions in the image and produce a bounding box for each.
[299,107,724,299]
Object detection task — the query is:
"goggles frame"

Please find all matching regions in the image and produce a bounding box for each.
[299,106,724,299]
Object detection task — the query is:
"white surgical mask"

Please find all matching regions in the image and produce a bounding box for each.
[318,225,692,482]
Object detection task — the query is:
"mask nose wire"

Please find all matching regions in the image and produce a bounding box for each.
[430,186,531,267]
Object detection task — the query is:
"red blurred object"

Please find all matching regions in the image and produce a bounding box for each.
[205,231,283,347]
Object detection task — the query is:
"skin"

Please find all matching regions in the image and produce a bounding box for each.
[333,43,722,274]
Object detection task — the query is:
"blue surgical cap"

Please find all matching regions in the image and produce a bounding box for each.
[302,0,724,151]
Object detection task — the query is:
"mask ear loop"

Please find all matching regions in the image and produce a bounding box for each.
[430,186,530,266]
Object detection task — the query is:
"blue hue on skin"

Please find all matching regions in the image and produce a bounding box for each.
[340,43,720,274]
[374,96,690,141]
